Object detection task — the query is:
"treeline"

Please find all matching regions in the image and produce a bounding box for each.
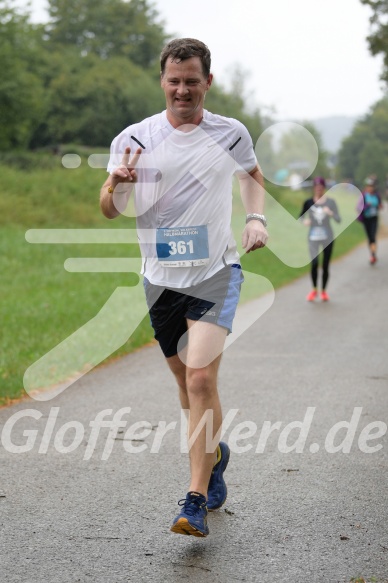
[337,0,388,190]
[2,0,387,188]
[337,97,388,190]
[0,0,263,150]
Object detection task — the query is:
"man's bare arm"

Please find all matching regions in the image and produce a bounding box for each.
[238,165,268,252]
[100,146,142,219]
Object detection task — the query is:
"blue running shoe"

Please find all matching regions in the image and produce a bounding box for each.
[207,441,230,510]
[170,491,209,537]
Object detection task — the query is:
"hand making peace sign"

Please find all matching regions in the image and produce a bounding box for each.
[111,146,142,184]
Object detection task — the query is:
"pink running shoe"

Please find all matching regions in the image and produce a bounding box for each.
[321,290,330,301]
[306,290,318,302]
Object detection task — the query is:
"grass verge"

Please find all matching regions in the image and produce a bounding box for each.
[1,157,365,404]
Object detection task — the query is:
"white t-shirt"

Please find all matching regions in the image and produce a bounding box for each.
[107,109,258,288]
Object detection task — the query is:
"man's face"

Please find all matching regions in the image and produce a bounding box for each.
[160,56,213,125]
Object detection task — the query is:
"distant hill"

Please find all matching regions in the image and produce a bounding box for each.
[310,115,360,154]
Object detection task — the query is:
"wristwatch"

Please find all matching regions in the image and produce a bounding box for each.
[246,213,267,227]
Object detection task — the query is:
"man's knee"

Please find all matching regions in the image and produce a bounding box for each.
[186,368,216,398]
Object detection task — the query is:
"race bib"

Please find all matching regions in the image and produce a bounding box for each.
[364,207,378,218]
[309,226,328,241]
[156,225,209,267]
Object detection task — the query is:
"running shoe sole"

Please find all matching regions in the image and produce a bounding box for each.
[170,517,208,537]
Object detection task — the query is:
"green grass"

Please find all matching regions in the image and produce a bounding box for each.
[350,577,387,583]
[0,155,365,404]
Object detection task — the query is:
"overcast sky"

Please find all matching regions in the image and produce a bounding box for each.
[19,0,386,121]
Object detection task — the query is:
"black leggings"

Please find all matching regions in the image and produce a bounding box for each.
[308,240,334,290]
[363,216,378,245]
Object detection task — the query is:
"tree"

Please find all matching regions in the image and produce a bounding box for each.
[360,0,388,83]
[46,0,167,67]
[303,122,330,178]
[337,97,388,188]
[35,52,164,147]
[358,137,387,183]
[337,125,370,182]
[206,65,264,142]
[0,0,266,150]
[0,1,46,149]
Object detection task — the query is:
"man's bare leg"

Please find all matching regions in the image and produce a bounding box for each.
[166,344,222,496]
[181,320,227,497]
[166,354,189,412]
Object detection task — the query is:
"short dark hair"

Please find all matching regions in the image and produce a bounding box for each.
[160,38,211,77]
[313,176,326,187]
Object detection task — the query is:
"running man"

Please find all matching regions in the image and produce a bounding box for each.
[100,38,268,537]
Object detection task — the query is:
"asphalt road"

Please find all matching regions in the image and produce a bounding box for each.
[1,230,387,583]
